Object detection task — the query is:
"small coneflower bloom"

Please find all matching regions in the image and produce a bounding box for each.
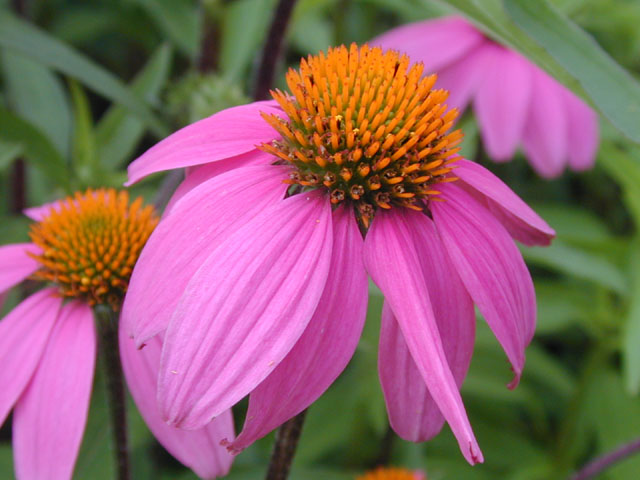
[123,44,554,465]
[0,189,233,480]
[373,16,599,178]
[356,467,426,480]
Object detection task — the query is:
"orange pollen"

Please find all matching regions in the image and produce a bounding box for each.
[261,43,462,228]
[356,467,425,480]
[28,188,158,311]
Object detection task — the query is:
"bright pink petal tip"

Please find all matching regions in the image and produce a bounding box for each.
[121,164,290,344]
[126,101,283,185]
[455,159,555,246]
[229,205,368,452]
[432,183,537,385]
[119,331,234,479]
[13,300,96,480]
[159,191,334,430]
[0,289,61,425]
[0,243,42,295]
[364,210,483,465]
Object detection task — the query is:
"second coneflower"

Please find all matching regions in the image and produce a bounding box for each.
[123,44,554,464]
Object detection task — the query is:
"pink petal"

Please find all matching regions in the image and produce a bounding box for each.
[163,150,274,217]
[126,101,283,185]
[432,183,536,387]
[23,202,61,222]
[121,164,290,345]
[229,205,368,452]
[0,243,42,295]
[563,89,599,171]
[521,68,568,178]
[119,331,234,479]
[364,210,482,465]
[372,16,485,73]
[159,191,334,429]
[455,159,555,246]
[435,41,492,112]
[0,289,61,425]
[13,300,96,480]
[474,47,532,161]
[379,213,475,442]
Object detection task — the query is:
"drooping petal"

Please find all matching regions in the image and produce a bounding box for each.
[563,89,599,171]
[121,164,290,345]
[160,191,333,429]
[378,213,475,442]
[0,289,61,425]
[126,101,283,185]
[434,41,492,112]
[364,210,482,465]
[431,183,536,387]
[13,300,96,480]
[229,205,368,452]
[119,330,234,479]
[372,16,485,73]
[474,47,532,160]
[163,150,273,216]
[0,243,42,295]
[521,68,568,178]
[454,159,555,246]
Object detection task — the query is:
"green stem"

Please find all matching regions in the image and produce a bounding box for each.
[94,305,131,480]
[265,410,307,480]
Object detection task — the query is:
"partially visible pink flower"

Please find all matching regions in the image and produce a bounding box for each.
[0,189,233,479]
[123,45,554,465]
[373,16,599,178]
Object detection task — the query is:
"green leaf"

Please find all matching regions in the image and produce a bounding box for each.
[0,138,22,170]
[1,50,71,157]
[504,0,640,142]
[521,240,627,294]
[0,11,169,138]
[598,141,640,226]
[133,0,200,58]
[68,80,96,184]
[0,107,70,189]
[624,243,640,395]
[96,44,172,169]
[219,0,276,83]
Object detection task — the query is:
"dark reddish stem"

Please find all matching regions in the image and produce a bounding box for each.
[253,0,298,100]
[265,410,307,480]
[95,305,131,480]
[571,436,640,480]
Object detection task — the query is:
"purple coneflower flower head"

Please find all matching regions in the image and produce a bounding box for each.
[373,16,599,178]
[123,44,555,465]
[356,466,427,480]
[0,189,233,480]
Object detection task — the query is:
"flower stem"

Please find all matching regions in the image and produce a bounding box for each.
[265,410,307,480]
[570,436,640,480]
[253,0,298,100]
[94,305,131,480]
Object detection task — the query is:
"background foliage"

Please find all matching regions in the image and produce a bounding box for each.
[1,0,640,479]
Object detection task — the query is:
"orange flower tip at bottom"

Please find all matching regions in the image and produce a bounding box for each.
[262,43,463,229]
[28,188,158,311]
[356,466,426,480]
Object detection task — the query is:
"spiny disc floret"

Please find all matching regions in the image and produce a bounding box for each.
[29,189,158,310]
[262,43,463,226]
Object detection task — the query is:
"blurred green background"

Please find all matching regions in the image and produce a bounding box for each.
[1,0,640,478]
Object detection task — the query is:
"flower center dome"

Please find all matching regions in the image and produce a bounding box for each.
[29,189,158,310]
[356,466,424,480]
[262,43,463,227]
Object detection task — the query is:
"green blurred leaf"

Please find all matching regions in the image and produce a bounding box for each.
[133,0,200,58]
[68,80,96,184]
[504,0,640,142]
[535,280,592,333]
[96,44,172,169]
[624,243,640,395]
[0,444,13,478]
[219,0,275,83]
[0,11,169,138]
[521,240,627,294]
[0,139,22,170]
[1,50,71,157]
[598,141,640,226]
[0,107,70,189]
